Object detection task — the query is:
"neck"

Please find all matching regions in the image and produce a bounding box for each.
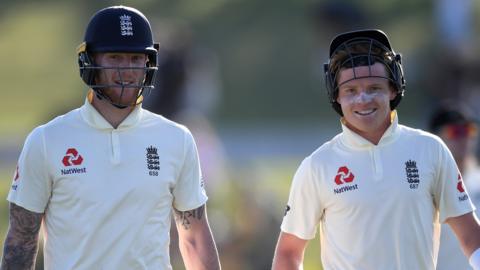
[346,111,395,145]
[345,121,391,145]
[91,97,135,128]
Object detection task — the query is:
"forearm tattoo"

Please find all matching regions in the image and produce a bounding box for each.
[1,203,43,270]
[174,205,205,230]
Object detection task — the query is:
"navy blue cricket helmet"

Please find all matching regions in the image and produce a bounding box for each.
[323,29,406,116]
[77,6,159,107]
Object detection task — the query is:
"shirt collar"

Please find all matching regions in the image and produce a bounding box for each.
[79,90,143,130]
[340,111,399,148]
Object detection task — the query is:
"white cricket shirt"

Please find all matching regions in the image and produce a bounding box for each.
[437,162,480,270]
[8,93,208,270]
[281,112,475,270]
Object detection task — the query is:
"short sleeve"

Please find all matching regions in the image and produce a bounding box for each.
[7,127,51,213]
[281,156,324,240]
[172,129,208,211]
[434,140,475,223]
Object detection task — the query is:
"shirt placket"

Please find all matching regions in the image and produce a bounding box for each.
[110,130,121,165]
[371,146,383,181]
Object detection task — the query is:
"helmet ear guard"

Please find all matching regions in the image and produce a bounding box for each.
[143,43,160,90]
[324,29,406,116]
[388,53,405,111]
[77,42,96,86]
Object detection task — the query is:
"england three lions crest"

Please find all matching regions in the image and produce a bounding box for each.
[146,145,160,176]
[405,159,419,189]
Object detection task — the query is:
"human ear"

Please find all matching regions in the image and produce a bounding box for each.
[389,87,396,101]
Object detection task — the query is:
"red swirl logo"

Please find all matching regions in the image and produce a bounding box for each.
[13,165,19,181]
[335,166,355,185]
[457,174,465,193]
[62,148,83,167]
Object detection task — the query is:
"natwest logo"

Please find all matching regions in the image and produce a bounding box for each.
[333,166,358,195]
[11,165,20,191]
[62,148,83,167]
[457,174,466,193]
[13,165,19,181]
[335,166,355,185]
[457,173,469,202]
[61,148,87,176]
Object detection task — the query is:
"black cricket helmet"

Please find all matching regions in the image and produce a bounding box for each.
[323,29,405,116]
[77,5,159,108]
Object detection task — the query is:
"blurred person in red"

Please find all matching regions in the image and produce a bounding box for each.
[431,102,480,270]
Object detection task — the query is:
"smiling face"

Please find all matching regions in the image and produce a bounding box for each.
[93,52,148,107]
[336,62,397,143]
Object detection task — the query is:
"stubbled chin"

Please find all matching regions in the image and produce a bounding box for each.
[105,95,137,106]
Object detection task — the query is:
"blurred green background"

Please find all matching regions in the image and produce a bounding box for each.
[1,0,480,269]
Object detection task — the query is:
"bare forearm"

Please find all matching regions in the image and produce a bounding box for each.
[1,204,42,270]
[272,255,303,270]
[179,232,220,270]
[272,232,307,270]
[461,232,480,257]
[447,212,480,257]
[175,205,221,270]
[1,232,39,269]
